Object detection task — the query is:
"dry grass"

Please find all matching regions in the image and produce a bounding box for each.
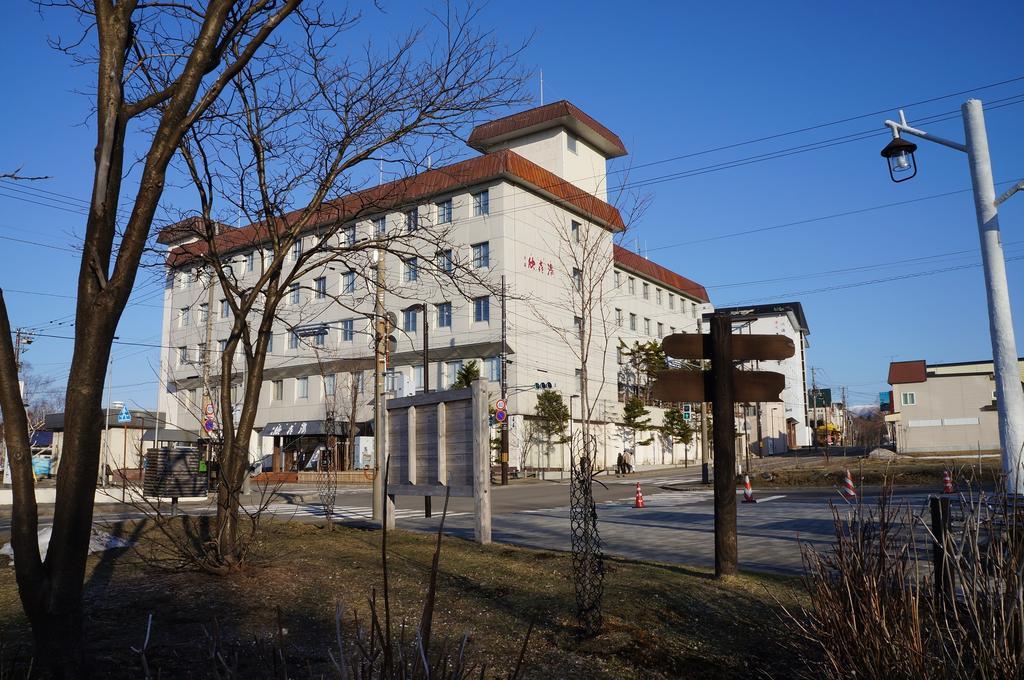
[0,520,805,679]
[748,457,1001,489]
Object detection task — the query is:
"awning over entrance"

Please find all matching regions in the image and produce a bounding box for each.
[262,421,334,437]
[142,428,200,443]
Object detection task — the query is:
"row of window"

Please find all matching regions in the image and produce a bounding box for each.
[612,308,677,338]
[613,271,700,316]
[172,191,492,291]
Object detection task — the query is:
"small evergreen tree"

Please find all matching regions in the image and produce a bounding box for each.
[661,408,694,446]
[622,395,653,447]
[452,360,480,388]
[534,389,569,444]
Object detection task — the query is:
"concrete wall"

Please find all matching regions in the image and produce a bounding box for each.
[892,373,1000,453]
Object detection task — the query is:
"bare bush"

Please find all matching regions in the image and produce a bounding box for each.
[781,475,1024,679]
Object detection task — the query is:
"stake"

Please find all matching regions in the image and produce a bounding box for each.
[710,314,737,577]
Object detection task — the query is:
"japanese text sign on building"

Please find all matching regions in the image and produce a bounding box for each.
[522,256,555,276]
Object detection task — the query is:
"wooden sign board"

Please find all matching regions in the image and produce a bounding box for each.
[662,333,795,361]
[651,369,786,403]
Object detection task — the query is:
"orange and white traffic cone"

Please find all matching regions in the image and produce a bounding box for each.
[841,469,857,499]
[742,474,757,503]
[942,469,954,494]
[634,482,645,509]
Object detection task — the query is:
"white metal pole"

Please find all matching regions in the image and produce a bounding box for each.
[962,99,1024,493]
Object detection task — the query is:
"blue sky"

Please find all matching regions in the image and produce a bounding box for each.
[2,1,1023,410]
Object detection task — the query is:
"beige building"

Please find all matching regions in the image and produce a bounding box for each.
[156,101,712,475]
[886,358,1024,454]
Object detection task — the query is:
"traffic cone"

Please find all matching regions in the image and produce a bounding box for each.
[841,469,857,498]
[942,469,954,494]
[742,474,757,503]
[633,482,645,509]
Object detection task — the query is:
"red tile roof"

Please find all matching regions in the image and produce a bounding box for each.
[612,245,710,303]
[166,149,624,267]
[468,101,628,158]
[888,360,927,385]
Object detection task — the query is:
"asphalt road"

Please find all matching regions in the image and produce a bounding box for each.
[0,468,938,575]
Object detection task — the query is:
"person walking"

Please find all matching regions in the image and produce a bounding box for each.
[615,452,624,477]
[623,449,633,475]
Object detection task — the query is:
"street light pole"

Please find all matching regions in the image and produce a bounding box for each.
[883,99,1024,493]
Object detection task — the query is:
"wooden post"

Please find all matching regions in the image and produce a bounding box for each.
[930,496,952,607]
[711,314,738,577]
[407,406,417,484]
[472,379,492,544]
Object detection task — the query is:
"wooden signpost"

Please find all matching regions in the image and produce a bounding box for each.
[653,314,794,577]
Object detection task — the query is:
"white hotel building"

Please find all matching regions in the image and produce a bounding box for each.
[157,101,713,474]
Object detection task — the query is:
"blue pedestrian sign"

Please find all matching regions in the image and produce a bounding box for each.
[117,405,132,424]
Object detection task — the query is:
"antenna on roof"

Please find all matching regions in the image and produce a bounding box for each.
[379,159,383,185]
[427,155,432,170]
[540,68,544,105]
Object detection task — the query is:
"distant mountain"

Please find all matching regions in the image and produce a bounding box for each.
[848,404,880,418]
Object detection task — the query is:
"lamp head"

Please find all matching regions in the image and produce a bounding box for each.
[881,136,918,183]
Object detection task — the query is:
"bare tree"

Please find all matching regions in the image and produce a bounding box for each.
[0,3,303,673]
[159,2,525,570]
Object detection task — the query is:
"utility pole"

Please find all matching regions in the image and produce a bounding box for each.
[422,304,431,518]
[698,317,710,485]
[500,275,509,486]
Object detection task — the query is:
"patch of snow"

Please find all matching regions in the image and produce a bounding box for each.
[1,527,133,563]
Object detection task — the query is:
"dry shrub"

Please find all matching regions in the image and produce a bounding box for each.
[781,474,1024,679]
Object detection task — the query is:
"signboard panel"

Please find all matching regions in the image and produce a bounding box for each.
[652,369,786,403]
[662,333,795,361]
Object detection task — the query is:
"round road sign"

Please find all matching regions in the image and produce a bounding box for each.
[495,410,507,423]
[205,403,215,416]
[495,399,507,411]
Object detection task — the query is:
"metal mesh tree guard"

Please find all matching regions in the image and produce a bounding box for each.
[316,411,338,527]
[569,433,604,636]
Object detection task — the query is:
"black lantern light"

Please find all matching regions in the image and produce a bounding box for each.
[880,136,918,183]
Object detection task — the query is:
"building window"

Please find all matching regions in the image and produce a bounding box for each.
[436,302,452,328]
[575,368,582,393]
[436,199,452,224]
[292,239,303,262]
[179,307,190,328]
[406,208,418,232]
[571,220,581,242]
[574,316,583,338]
[218,339,227,353]
[642,283,650,300]
[567,132,577,153]
[198,303,208,323]
[246,251,255,272]
[289,331,299,350]
[343,225,356,246]
[614,271,621,288]
[403,308,418,332]
[485,357,501,382]
[272,380,283,401]
[196,343,205,362]
[289,283,300,305]
[314,330,326,347]
[373,216,386,235]
[629,313,637,331]
[656,289,662,305]
[341,319,354,342]
[177,346,188,365]
[617,345,625,365]
[405,257,418,282]
[472,189,489,216]
[297,377,309,399]
[669,326,675,335]
[446,361,463,388]
[177,271,188,290]
[657,322,664,338]
[615,308,623,327]
[691,302,698,317]
[644,318,651,335]
[342,271,355,294]
[324,373,335,398]
[472,242,490,268]
[314,276,327,299]
[668,294,675,310]
[572,267,582,290]
[267,333,274,353]
[901,392,917,406]
[628,277,635,295]
[473,296,490,322]
[437,249,454,273]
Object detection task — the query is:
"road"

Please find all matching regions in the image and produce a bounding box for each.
[0,468,937,575]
